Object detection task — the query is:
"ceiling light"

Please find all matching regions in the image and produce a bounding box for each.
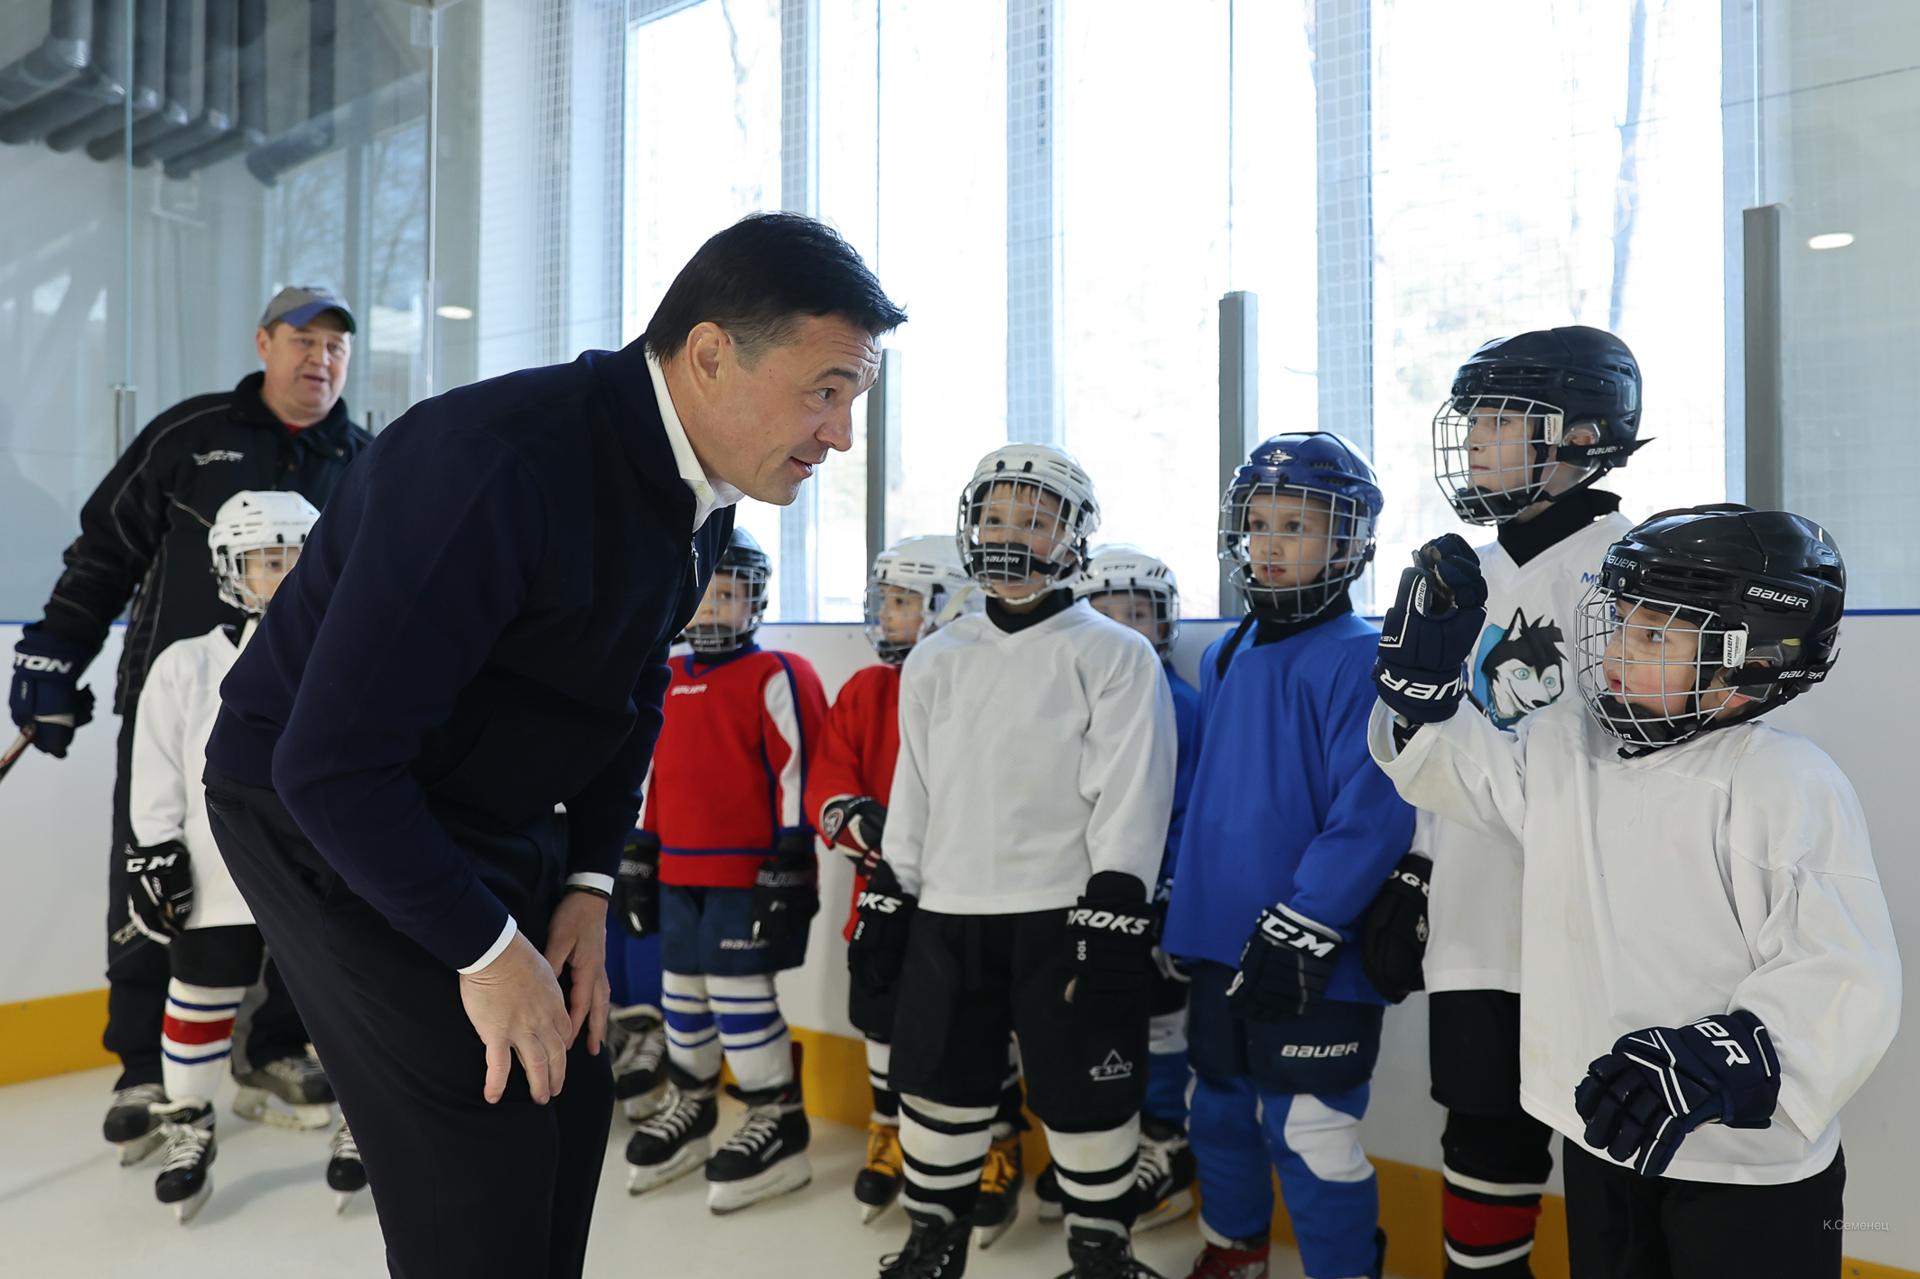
[1807,233,1854,251]
[436,304,475,320]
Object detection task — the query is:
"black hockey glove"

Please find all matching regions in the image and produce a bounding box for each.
[1228,902,1342,1021]
[819,795,887,862]
[9,630,95,758]
[751,832,820,947]
[1359,852,1433,1003]
[125,839,192,942]
[1065,871,1155,1030]
[616,829,661,940]
[847,858,917,999]
[1373,535,1488,726]
[1574,1009,1780,1177]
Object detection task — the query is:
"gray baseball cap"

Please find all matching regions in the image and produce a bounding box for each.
[259,285,356,333]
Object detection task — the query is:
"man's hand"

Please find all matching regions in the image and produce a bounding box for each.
[9,632,95,758]
[545,890,612,1057]
[458,930,574,1105]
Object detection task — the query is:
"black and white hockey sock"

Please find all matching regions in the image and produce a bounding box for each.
[899,1095,996,1224]
[867,1037,900,1121]
[992,1045,1024,1141]
[1044,1118,1140,1234]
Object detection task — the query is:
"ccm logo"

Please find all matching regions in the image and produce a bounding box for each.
[126,853,181,872]
[1377,671,1464,701]
[1258,915,1336,959]
[1279,1041,1361,1059]
[1745,585,1809,609]
[1066,908,1150,935]
[669,683,708,696]
[857,891,902,914]
[13,654,76,674]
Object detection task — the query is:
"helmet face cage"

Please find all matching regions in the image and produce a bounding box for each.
[1572,584,1760,749]
[1082,584,1179,657]
[686,563,771,655]
[1219,483,1375,622]
[213,543,304,614]
[957,477,1086,602]
[1432,393,1573,525]
[863,579,939,665]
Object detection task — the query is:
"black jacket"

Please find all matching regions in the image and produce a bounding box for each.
[31,373,371,714]
[207,342,731,970]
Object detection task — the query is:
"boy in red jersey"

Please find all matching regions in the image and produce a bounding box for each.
[617,527,829,1214]
[807,535,1007,1230]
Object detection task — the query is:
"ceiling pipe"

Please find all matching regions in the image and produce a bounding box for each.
[133,0,237,168]
[48,0,164,154]
[166,0,269,177]
[104,0,191,163]
[0,0,89,115]
[245,0,339,187]
[0,0,126,146]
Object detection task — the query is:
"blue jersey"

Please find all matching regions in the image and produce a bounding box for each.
[1163,612,1414,1005]
[1161,661,1201,882]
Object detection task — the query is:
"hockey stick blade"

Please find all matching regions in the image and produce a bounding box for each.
[0,726,36,786]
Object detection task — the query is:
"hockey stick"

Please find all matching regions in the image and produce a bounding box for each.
[0,725,35,787]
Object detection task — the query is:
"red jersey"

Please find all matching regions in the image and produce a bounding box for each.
[802,663,902,938]
[642,646,828,888]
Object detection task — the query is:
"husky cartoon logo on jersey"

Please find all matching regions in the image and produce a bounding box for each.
[1473,608,1567,728]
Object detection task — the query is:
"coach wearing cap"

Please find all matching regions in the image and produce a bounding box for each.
[8,286,370,1146]
[201,214,904,1277]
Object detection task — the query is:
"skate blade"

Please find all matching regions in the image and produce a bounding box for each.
[117,1128,168,1167]
[859,1197,896,1226]
[626,1138,710,1195]
[232,1088,333,1131]
[621,1087,668,1124]
[706,1154,812,1214]
[974,1199,1020,1250]
[1131,1188,1196,1234]
[172,1179,212,1225]
[335,1190,359,1215]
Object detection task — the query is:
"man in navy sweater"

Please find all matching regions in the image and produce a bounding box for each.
[202,214,902,1278]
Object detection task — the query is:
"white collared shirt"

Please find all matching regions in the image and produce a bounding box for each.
[648,352,743,531]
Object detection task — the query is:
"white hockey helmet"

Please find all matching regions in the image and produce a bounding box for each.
[864,534,980,664]
[207,490,320,614]
[1075,543,1180,657]
[956,442,1100,602]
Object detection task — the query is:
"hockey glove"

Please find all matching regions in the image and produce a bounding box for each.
[125,839,193,942]
[615,829,661,940]
[1359,851,1433,1004]
[1228,902,1342,1021]
[1065,871,1155,1032]
[847,858,917,999]
[1372,535,1488,726]
[1574,1009,1780,1177]
[819,795,887,863]
[9,630,95,758]
[751,832,820,947]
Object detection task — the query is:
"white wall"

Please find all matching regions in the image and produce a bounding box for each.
[3,615,1912,1262]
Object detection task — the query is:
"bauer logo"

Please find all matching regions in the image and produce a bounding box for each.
[1279,1042,1361,1059]
[1745,585,1810,609]
[669,683,708,696]
[1089,1050,1134,1083]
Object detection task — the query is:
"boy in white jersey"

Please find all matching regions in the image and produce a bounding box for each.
[126,491,365,1220]
[1368,505,1899,1278]
[849,443,1177,1279]
[1359,326,1647,1277]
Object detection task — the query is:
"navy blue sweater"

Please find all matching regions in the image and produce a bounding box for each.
[206,343,731,969]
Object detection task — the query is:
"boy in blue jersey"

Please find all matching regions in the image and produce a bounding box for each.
[1162,433,1415,1279]
[1070,545,1202,1233]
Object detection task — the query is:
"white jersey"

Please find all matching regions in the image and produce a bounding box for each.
[1423,509,1634,993]
[1373,698,1900,1184]
[130,624,254,930]
[887,598,1177,915]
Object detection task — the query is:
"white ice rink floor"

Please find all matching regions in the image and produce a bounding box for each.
[0,1066,1321,1278]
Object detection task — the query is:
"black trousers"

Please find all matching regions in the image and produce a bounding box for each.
[1562,1139,1845,1279]
[103,712,308,1086]
[205,769,611,1279]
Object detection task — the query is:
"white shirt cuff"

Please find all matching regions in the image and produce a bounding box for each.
[458,916,519,974]
[566,871,615,896]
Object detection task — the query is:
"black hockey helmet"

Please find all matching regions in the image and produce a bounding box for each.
[687,526,772,655]
[1573,503,1845,749]
[1434,326,1647,524]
